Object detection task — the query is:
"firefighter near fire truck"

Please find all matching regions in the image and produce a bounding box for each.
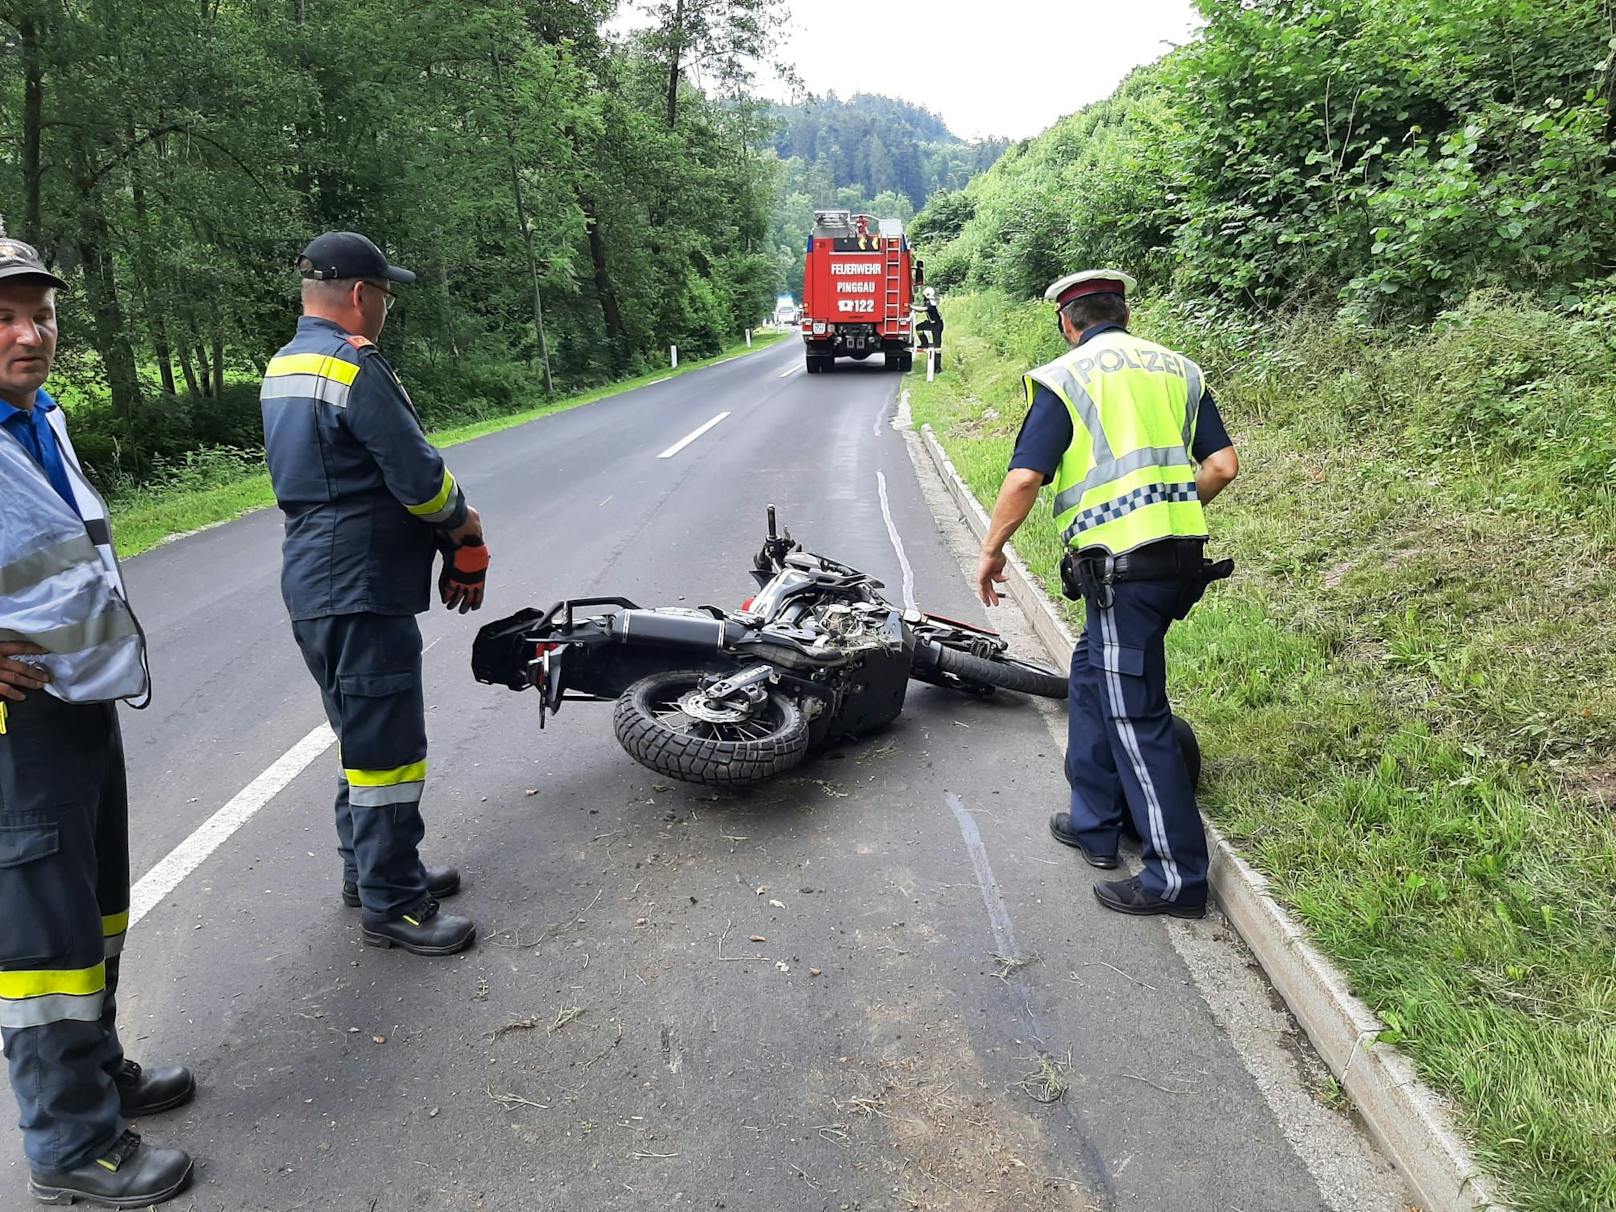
[799,211,915,373]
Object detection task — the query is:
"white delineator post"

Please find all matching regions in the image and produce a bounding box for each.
[926,348,936,382]
[746,329,752,347]
[671,345,678,369]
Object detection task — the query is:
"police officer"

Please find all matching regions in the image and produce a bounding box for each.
[975,270,1238,918]
[263,232,489,957]
[0,234,195,1205]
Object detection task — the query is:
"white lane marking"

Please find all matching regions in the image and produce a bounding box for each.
[876,470,917,611]
[647,377,673,386]
[129,723,336,927]
[128,634,449,927]
[657,411,731,459]
[945,792,1021,960]
[777,365,802,379]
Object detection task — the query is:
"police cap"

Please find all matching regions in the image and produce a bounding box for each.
[0,235,68,290]
[298,231,416,285]
[1044,269,1137,309]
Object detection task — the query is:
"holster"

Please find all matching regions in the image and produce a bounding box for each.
[1060,542,1235,619]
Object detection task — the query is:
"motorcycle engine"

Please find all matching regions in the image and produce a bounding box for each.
[812,602,897,650]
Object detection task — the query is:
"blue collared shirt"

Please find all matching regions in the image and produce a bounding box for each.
[0,389,78,515]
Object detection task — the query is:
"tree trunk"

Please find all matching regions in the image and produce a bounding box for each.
[177,343,201,397]
[74,202,143,423]
[194,341,213,398]
[664,0,684,128]
[128,137,178,395]
[491,50,553,393]
[20,17,44,242]
[211,327,225,401]
[582,198,626,371]
[507,158,554,395]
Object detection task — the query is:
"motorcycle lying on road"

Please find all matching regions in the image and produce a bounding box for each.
[471,507,1069,787]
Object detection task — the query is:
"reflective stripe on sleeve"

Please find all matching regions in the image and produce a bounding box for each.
[260,372,353,409]
[405,469,460,523]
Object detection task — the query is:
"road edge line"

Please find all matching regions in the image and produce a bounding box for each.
[914,422,1507,1212]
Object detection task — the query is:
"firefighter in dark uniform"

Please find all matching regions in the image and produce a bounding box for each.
[262,232,489,957]
[975,270,1239,918]
[0,235,195,1206]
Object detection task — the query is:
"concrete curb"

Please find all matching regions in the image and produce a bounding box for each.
[917,423,1506,1212]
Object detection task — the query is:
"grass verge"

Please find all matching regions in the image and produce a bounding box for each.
[909,290,1616,1212]
[107,330,787,557]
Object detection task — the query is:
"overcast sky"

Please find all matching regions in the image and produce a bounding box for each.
[613,1,1204,142]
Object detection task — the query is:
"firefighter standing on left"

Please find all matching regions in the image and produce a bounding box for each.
[262,232,489,958]
[0,233,195,1207]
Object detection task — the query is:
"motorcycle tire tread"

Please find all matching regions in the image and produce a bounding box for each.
[612,671,811,787]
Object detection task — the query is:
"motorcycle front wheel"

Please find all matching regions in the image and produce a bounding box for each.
[612,670,811,787]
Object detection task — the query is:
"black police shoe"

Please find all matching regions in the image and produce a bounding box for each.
[1048,813,1119,869]
[116,1060,195,1118]
[1093,875,1207,919]
[342,864,461,908]
[28,1130,192,1208]
[361,897,476,956]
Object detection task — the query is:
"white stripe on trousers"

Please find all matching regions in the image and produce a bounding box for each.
[1098,604,1184,901]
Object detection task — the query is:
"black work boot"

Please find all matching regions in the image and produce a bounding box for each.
[342,864,460,909]
[116,1060,195,1118]
[361,897,476,956]
[1048,813,1119,869]
[28,1130,193,1208]
[1093,875,1206,919]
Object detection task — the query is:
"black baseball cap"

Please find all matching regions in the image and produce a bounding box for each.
[297,231,416,284]
[0,236,68,290]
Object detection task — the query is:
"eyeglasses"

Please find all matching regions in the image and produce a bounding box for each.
[362,280,398,313]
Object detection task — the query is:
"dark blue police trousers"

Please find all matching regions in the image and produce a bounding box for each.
[0,694,128,1172]
[291,613,430,921]
[1065,575,1209,906]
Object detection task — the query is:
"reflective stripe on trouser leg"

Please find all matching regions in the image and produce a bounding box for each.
[1097,603,1183,901]
[1064,635,1125,851]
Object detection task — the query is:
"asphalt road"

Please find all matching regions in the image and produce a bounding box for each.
[0,339,1415,1211]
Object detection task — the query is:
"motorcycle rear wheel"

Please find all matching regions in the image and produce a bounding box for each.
[612,670,810,787]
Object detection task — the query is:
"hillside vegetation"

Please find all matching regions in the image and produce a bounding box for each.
[911,2,1616,1208]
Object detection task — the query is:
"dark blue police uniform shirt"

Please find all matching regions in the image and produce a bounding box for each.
[1009,322,1231,482]
[0,389,79,514]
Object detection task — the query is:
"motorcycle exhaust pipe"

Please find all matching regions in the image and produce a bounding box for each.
[615,610,751,652]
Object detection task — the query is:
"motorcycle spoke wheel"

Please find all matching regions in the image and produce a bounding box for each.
[614,670,811,787]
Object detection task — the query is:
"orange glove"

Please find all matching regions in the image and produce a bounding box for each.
[439,540,489,614]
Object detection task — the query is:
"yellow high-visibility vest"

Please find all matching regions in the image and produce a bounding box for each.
[1026,328,1209,554]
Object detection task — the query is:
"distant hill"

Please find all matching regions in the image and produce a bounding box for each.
[768,93,1006,214]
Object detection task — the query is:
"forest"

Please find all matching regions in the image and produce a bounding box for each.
[0,0,789,483]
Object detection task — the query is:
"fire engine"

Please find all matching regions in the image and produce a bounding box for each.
[799,210,913,373]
